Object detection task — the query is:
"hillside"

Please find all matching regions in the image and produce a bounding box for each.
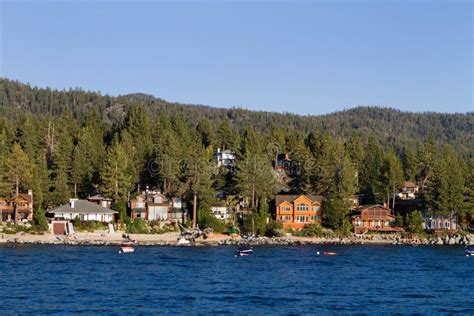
[0,78,472,154]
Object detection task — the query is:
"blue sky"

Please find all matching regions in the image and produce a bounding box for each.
[1,1,472,114]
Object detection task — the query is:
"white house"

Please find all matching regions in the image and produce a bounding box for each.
[49,199,117,223]
[211,205,232,221]
[215,148,235,168]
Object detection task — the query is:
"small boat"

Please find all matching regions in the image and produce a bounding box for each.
[236,245,253,257]
[177,237,191,246]
[119,243,135,253]
[465,246,474,256]
[323,251,337,256]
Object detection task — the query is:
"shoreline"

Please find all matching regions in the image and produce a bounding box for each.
[1,232,472,247]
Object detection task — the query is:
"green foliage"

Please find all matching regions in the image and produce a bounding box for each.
[72,218,107,232]
[299,223,324,237]
[395,214,404,227]
[0,78,472,232]
[197,208,226,233]
[113,199,128,229]
[425,145,465,217]
[31,208,49,232]
[127,218,148,234]
[406,211,424,234]
[265,220,284,237]
[100,134,132,200]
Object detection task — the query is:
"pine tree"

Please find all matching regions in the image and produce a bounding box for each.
[5,142,33,196]
[100,136,132,201]
[359,137,385,204]
[380,150,404,209]
[288,140,312,194]
[425,145,465,218]
[318,138,357,231]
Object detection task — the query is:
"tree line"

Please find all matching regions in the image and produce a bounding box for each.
[0,78,472,230]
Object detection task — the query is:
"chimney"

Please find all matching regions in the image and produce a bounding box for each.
[69,198,78,208]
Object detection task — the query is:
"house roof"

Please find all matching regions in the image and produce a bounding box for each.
[275,194,323,206]
[51,200,117,214]
[9,194,32,203]
[404,181,417,188]
[355,204,390,212]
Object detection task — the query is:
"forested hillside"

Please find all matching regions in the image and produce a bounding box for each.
[0,78,472,230]
[1,79,472,155]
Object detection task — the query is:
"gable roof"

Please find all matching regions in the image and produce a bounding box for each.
[275,194,323,206]
[51,200,117,214]
[355,204,391,212]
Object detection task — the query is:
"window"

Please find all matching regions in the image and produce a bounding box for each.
[296,203,309,211]
[282,215,291,222]
[281,206,291,212]
[445,222,450,229]
[296,216,309,223]
[312,206,320,212]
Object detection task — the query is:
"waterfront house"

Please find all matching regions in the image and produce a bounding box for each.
[147,192,170,221]
[423,213,458,231]
[49,199,117,223]
[274,194,323,229]
[0,190,34,223]
[397,181,419,200]
[130,193,148,219]
[130,191,184,222]
[351,205,401,234]
[169,198,185,221]
[215,148,235,168]
[87,194,113,209]
[211,204,232,221]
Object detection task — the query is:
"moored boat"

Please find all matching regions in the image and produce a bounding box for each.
[119,243,135,253]
[236,245,253,257]
[465,246,474,256]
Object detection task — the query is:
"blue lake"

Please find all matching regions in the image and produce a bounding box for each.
[0,244,472,315]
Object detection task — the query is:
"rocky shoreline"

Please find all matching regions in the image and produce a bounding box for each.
[1,232,472,247]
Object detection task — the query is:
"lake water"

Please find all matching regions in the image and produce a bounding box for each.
[0,244,472,315]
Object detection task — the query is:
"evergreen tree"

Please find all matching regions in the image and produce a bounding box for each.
[359,137,385,204]
[100,135,132,201]
[380,150,404,209]
[425,145,465,218]
[5,142,33,196]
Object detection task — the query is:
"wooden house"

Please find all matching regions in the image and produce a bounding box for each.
[0,190,34,223]
[351,205,402,234]
[129,191,183,222]
[274,194,323,229]
[397,181,419,200]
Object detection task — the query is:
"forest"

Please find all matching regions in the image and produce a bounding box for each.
[0,78,473,231]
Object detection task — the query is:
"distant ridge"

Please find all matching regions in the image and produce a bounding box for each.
[0,78,472,155]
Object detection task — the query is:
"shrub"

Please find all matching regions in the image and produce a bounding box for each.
[300,223,324,237]
[31,208,49,233]
[127,218,149,234]
[406,211,424,234]
[265,220,284,237]
[197,208,226,233]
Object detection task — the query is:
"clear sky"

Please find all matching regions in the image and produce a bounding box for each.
[1,0,472,114]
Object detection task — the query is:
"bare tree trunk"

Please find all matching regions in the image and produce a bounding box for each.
[192,192,197,228]
[15,175,19,197]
